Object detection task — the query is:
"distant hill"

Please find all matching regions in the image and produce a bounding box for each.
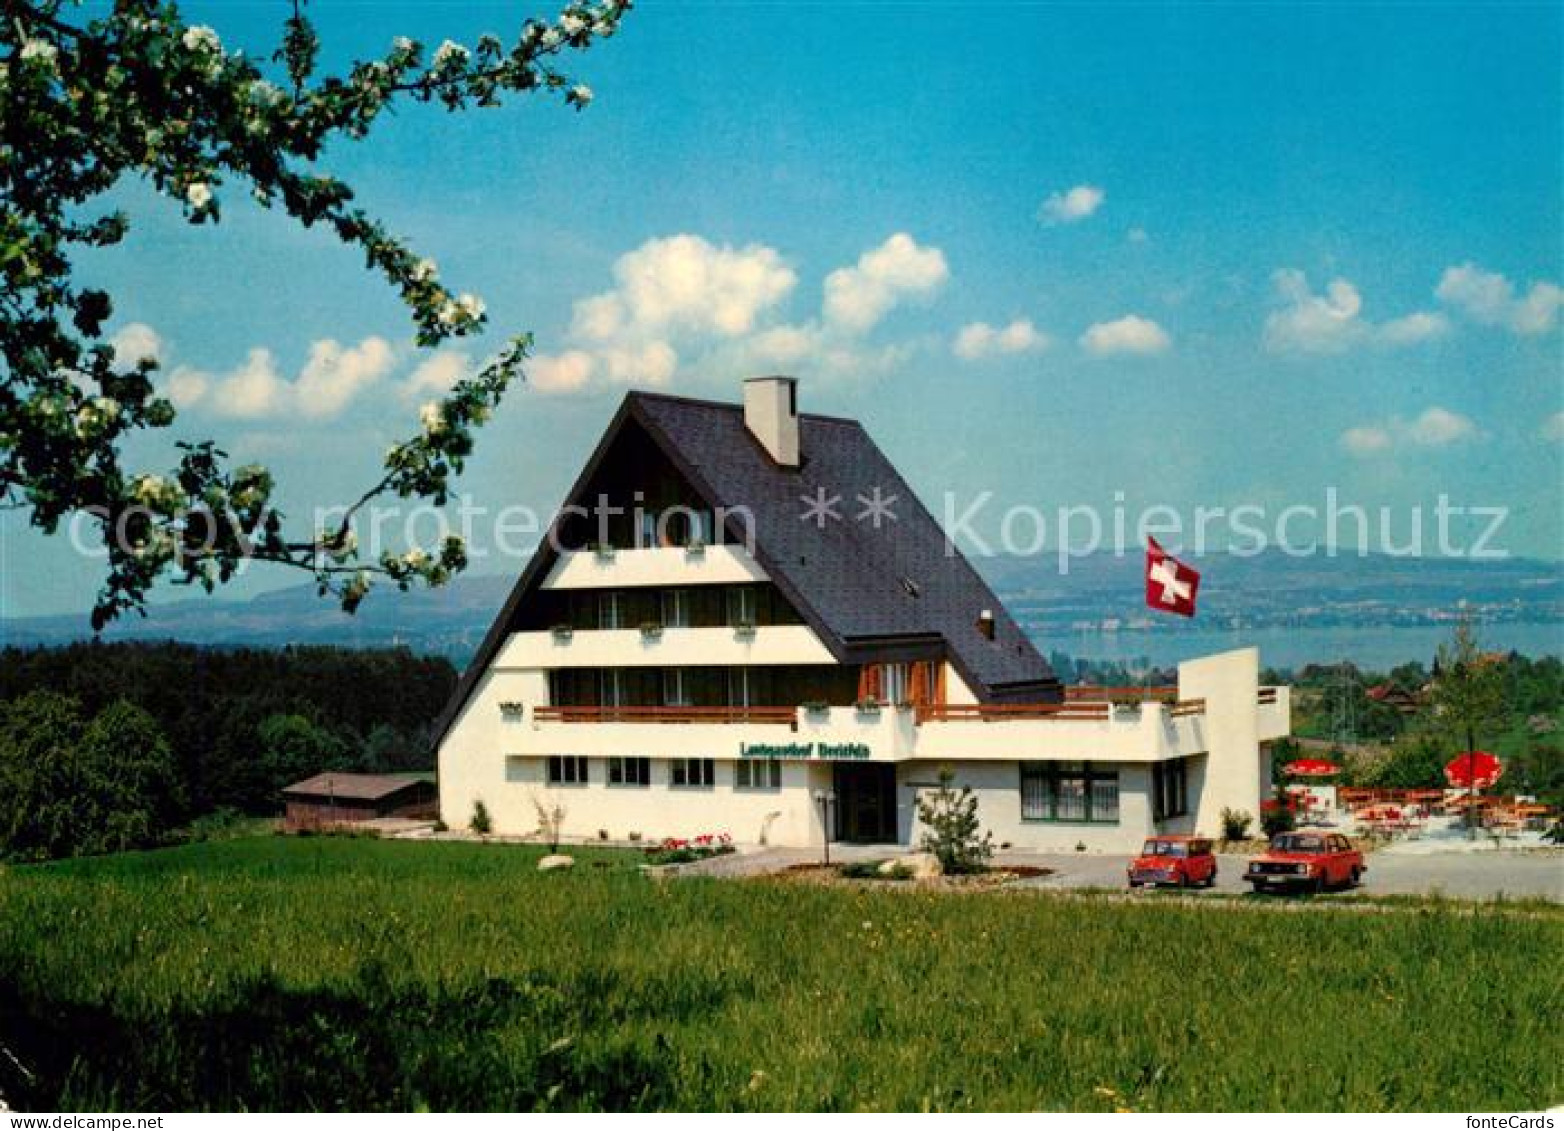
[3,550,1559,666]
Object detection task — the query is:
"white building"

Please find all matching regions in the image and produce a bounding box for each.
[436,377,1291,852]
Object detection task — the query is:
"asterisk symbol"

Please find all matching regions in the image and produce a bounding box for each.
[798,486,842,528]
[855,486,899,529]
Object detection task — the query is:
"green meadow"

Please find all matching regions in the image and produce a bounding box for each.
[0,837,1559,1111]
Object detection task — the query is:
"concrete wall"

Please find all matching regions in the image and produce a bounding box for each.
[1178,647,1264,835]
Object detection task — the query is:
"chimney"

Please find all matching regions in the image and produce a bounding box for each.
[977,609,995,640]
[743,376,800,467]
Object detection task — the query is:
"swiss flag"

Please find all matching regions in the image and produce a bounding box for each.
[1145,538,1200,618]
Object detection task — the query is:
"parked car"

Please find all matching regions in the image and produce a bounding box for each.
[1128,835,1218,888]
[1244,832,1364,893]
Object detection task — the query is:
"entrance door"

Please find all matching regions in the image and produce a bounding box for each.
[834,763,898,843]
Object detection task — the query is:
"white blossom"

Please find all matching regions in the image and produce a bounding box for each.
[456,293,486,320]
[19,39,58,68]
[541,28,563,49]
[433,40,469,68]
[419,401,447,435]
[393,36,416,54]
[401,547,431,570]
[181,25,222,53]
[560,13,587,36]
[410,258,438,283]
[570,84,593,106]
[186,182,213,209]
[249,80,285,107]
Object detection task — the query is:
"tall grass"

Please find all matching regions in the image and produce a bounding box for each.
[0,837,1559,1111]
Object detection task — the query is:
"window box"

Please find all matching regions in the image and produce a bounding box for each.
[498,701,526,719]
[549,624,574,642]
[638,621,664,640]
[590,542,616,562]
[732,620,758,640]
[855,697,882,716]
[684,538,706,559]
[802,700,831,717]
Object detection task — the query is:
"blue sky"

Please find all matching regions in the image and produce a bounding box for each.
[4,0,1562,618]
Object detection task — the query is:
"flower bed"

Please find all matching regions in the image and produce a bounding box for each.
[642,832,735,867]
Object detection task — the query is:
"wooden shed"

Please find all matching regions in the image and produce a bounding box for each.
[281,773,438,831]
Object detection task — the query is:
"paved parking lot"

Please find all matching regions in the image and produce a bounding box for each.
[1004,850,1563,902]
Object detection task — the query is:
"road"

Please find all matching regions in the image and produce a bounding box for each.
[1005,850,1563,902]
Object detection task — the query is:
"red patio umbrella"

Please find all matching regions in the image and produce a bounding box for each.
[1444,751,1503,791]
[1283,758,1342,778]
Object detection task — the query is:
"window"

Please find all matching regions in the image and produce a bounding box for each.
[598,669,625,707]
[663,668,692,707]
[726,586,757,626]
[1020,761,1120,823]
[735,759,782,790]
[1153,758,1190,821]
[670,757,715,788]
[608,756,650,787]
[880,663,911,705]
[661,589,690,628]
[547,755,589,785]
[727,667,751,707]
[637,509,658,549]
[597,591,623,630]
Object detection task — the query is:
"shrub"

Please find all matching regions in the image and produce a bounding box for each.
[1260,801,1297,837]
[1221,807,1253,842]
[0,692,183,861]
[531,798,566,852]
[469,800,492,835]
[915,769,993,874]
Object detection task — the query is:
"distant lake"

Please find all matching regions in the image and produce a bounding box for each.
[1032,621,1564,672]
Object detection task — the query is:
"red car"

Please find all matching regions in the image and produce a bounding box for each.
[1128,835,1218,889]
[1244,832,1365,893]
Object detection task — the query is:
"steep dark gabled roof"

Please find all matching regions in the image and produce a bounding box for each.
[631,393,1054,694]
[432,389,1058,748]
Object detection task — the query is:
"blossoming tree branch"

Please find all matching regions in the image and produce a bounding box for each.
[1,0,628,627]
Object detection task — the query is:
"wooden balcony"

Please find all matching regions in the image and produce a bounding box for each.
[1064,685,1178,702]
[915,702,1113,723]
[531,704,798,725]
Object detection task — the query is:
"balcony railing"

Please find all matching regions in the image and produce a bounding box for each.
[1258,686,1280,705]
[915,702,1113,723]
[1064,685,1178,702]
[1168,698,1207,718]
[532,704,798,725]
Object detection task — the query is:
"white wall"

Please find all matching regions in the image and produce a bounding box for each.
[1178,647,1265,834]
[900,760,1158,853]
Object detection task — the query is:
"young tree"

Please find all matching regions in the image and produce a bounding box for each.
[2,0,630,627]
[1430,617,1506,833]
[914,768,993,874]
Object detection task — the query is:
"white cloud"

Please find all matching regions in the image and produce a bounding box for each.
[167,336,395,419]
[532,232,949,394]
[1341,405,1479,457]
[1079,314,1170,357]
[1263,270,1365,353]
[530,350,596,395]
[109,322,163,366]
[1405,405,1476,446]
[1264,269,1448,354]
[1340,426,1394,456]
[401,351,471,401]
[1377,310,1450,346]
[1542,412,1564,443]
[1039,185,1105,226]
[1436,263,1564,335]
[822,233,948,333]
[164,367,209,409]
[953,319,1049,361]
[599,341,678,386]
[293,337,394,418]
[572,234,796,343]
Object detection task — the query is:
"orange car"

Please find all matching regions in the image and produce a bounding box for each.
[1244,832,1365,893]
[1127,835,1218,889]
